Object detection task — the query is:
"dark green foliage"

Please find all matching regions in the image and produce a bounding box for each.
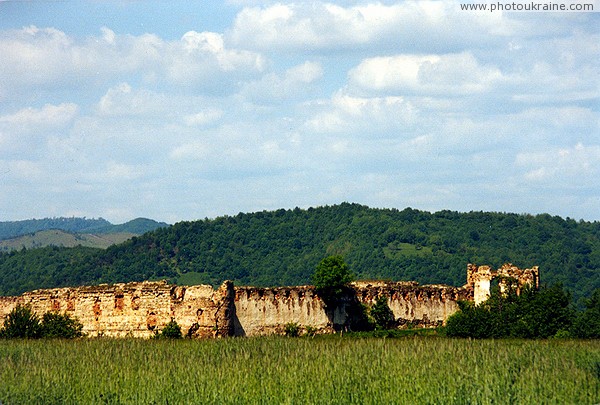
[0,305,41,338]
[0,306,84,339]
[156,319,182,339]
[445,284,575,338]
[40,312,83,339]
[572,289,600,338]
[370,295,396,330]
[312,256,354,299]
[0,204,599,307]
[284,322,300,337]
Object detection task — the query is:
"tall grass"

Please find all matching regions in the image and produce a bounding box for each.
[0,337,598,404]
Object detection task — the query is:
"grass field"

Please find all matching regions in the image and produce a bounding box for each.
[0,336,598,404]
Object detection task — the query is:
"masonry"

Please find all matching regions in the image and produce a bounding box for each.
[0,263,538,337]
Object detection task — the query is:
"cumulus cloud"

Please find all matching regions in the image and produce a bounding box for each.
[516,143,600,184]
[228,1,517,52]
[348,52,503,96]
[240,61,323,103]
[0,26,266,100]
[305,91,417,135]
[0,103,78,128]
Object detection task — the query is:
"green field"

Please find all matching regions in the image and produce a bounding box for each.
[0,337,598,404]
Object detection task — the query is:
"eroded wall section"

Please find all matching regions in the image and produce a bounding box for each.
[233,282,471,336]
[0,280,234,338]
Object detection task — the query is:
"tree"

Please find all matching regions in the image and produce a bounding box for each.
[40,312,83,338]
[370,295,395,330]
[311,256,354,300]
[0,304,41,338]
[572,289,600,338]
[445,284,575,339]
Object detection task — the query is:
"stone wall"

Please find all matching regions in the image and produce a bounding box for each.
[0,280,234,338]
[0,263,538,337]
[351,281,472,329]
[233,281,472,336]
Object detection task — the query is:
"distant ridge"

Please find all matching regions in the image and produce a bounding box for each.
[0,217,169,251]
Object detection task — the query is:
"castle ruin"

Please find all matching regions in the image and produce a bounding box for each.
[0,263,538,337]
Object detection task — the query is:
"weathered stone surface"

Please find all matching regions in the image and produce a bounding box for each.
[0,263,538,337]
[467,263,540,305]
[0,280,234,338]
[351,281,472,329]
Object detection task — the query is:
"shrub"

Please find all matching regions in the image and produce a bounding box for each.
[284,322,300,337]
[156,319,183,339]
[0,304,41,339]
[40,312,83,339]
[304,326,317,337]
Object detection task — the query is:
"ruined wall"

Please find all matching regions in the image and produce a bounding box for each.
[233,286,345,336]
[0,281,234,338]
[233,281,471,336]
[352,281,472,328]
[467,263,540,305]
[0,263,539,337]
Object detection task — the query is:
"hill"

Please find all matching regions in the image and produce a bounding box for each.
[0,217,111,240]
[0,204,598,306]
[0,217,169,251]
[0,230,136,251]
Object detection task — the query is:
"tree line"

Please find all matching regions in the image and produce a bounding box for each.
[0,203,598,307]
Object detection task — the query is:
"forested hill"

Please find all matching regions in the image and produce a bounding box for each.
[0,217,111,240]
[0,204,598,306]
[0,217,169,241]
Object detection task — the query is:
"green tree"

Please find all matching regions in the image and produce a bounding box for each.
[572,289,600,338]
[312,256,354,300]
[0,304,41,338]
[446,284,575,339]
[40,312,83,338]
[370,295,395,330]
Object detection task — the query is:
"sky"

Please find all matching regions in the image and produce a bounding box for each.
[0,0,598,224]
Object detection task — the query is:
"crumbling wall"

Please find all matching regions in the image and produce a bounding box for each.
[0,281,234,338]
[467,263,540,305]
[1,263,539,337]
[352,281,472,328]
[233,286,344,336]
[233,282,471,335]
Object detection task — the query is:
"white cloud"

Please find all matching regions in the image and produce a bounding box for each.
[306,91,417,134]
[349,53,503,96]
[184,108,224,126]
[228,1,517,52]
[516,143,600,184]
[240,61,323,103]
[0,26,266,100]
[0,103,78,128]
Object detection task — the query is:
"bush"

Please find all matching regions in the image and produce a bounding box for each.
[0,306,85,339]
[284,322,300,337]
[0,304,41,338]
[304,326,317,337]
[41,312,84,338]
[156,319,183,339]
[446,284,576,339]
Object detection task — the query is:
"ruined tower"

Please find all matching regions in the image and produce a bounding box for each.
[467,263,540,305]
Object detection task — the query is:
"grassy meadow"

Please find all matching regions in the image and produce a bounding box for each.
[0,336,598,404]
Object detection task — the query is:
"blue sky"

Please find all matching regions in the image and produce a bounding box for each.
[0,0,599,223]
